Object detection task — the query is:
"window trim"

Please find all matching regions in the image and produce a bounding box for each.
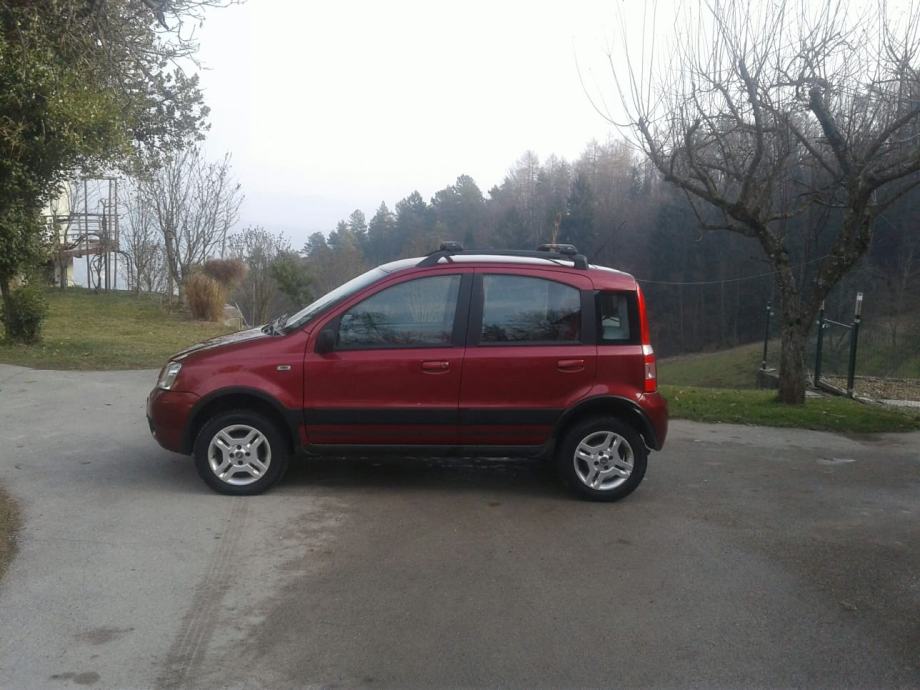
[328,273,472,352]
[468,273,593,348]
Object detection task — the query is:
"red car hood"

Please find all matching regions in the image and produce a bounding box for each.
[172,327,268,360]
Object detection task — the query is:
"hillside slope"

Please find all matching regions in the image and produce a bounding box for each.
[658,342,763,389]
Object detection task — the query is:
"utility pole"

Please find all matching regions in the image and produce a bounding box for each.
[84,178,90,290]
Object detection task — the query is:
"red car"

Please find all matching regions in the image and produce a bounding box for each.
[147,244,668,501]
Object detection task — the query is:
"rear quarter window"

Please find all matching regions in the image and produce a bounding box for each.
[597,291,639,344]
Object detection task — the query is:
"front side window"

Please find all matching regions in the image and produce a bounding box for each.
[480,275,581,343]
[337,275,461,348]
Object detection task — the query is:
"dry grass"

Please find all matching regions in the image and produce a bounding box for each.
[184,273,225,322]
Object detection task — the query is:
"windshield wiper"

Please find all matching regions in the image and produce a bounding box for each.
[261,313,289,336]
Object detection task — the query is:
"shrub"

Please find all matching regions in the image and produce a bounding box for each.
[0,283,48,343]
[185,273,225,322]
[202,258,247,290]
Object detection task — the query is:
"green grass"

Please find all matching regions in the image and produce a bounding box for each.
[659,331,920,388]
[658,341,764,389]
[0,288,232,370]
[661,384,920,433]
[0,486,19,583]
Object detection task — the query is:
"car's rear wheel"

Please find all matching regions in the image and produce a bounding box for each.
[556,416,647,501]
[193,410,289,495]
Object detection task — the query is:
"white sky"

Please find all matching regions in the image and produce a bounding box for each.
[193,0,637,245]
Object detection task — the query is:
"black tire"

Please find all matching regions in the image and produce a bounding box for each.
[555,415,648,502]
[193,410,290,495]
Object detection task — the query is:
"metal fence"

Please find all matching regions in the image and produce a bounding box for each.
[811,295,862,396]
[758,291,920,403]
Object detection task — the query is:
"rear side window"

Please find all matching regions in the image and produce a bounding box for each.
[480,275,581,343]
[338,275,461,348]
[598,291,637,344]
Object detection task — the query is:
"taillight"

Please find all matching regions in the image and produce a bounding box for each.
[637,285,657,392]
[643,344,657,393]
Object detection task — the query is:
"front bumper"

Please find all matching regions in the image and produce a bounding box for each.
[147,388,200,454]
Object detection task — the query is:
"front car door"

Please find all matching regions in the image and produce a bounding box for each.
[459,269,596,447]
[303,271,472,446]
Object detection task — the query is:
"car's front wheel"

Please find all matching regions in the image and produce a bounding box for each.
[193,410,289,495]
[556,416,647,501]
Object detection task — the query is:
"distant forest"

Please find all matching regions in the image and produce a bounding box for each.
[300,139,920,358]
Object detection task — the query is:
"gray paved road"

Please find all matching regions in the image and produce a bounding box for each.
[0,363,918,689]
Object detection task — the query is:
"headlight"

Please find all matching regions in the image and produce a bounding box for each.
[157,362,183,390]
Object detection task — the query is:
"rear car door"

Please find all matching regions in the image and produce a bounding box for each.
[303,271,472,446]
[459,269,596,446]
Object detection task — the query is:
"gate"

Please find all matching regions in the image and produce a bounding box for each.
[813,293,863,397]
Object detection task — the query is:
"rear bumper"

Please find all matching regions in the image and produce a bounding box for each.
[639,392,668,450]
[147,388,199,454]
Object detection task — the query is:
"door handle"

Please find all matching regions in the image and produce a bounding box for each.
[421,360,451,373]
[557,359,585,372]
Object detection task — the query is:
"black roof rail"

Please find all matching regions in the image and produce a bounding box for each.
[536,243,578,256]
[417,242,589,269]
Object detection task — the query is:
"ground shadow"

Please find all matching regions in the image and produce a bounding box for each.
[281,453,568,500]
[122,441,570,500]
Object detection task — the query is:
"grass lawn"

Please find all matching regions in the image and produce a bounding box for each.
[658,342,764,389]
[659,335,920,390]
[661,384,920,433]
[0,486,19,583]
[0,288,233,370]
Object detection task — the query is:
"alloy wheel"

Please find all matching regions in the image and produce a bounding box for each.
[573,430,634,491]
[207,424,272,486]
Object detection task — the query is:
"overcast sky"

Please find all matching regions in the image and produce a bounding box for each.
[193,0,635,246]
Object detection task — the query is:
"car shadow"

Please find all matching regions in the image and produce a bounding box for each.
[280,453,567,500]
[124,442,568,500]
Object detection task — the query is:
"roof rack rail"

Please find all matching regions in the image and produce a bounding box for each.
[536,243,578,256]
[417,242,589,270]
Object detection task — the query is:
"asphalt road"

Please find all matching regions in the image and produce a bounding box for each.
[0,363,918,689]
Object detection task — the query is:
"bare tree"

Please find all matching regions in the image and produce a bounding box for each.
[46,181,82,289]
[606,0,920,403]
[121,181,167,293]
[137,147,242,298]
[229,226,291,325]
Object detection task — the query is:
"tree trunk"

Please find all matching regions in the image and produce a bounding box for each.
[777,312,808,404]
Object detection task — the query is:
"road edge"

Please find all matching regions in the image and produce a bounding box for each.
[0,484,20,584]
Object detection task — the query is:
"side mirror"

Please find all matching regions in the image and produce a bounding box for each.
[315,328,336,354]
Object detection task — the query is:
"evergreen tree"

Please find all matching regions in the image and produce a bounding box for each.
[432,175,486,248]
[560,172,597,252]
[366,202,397,263]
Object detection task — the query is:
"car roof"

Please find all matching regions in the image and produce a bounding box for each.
[378,254,637,290]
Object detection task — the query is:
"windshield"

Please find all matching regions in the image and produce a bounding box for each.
[282,266,388,332]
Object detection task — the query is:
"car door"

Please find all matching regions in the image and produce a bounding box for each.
[303,271,472,446]
[459,269,596,446]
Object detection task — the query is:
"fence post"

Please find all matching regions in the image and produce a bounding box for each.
[813,300,825,386]
[761,302,772,371]
[846,292,863,397]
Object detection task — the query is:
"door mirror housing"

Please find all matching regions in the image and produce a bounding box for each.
[315,328,336,354]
